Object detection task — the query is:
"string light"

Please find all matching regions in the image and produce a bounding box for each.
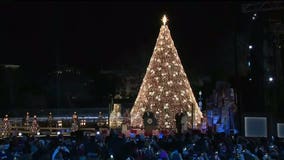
[131,15,203,129]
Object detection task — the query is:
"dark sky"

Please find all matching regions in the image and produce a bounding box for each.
[0,2,241,77]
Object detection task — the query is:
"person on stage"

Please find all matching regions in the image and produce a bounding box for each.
[71,112,79,132]
[122,108,130,134]
[143,106,157,137]
[175,109,184,134]
[200,117,208,134]
[181,111,188,134]
[122,108,131,126]
[72,112,78,123]
[97,112,105,127]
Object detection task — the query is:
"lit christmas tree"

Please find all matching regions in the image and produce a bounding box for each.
[131,15,203,129]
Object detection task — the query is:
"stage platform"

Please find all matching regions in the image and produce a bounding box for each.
[1,125,206,139]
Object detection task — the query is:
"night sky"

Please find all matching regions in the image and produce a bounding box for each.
[1,2,284,123]
[0,2,241,78]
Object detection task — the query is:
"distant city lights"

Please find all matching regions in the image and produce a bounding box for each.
[57,120,62,127]
[80,119,86,126]
[252,13,256,20]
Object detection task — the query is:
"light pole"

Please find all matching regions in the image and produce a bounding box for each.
[108,94,113,129]
[198,91,203,111]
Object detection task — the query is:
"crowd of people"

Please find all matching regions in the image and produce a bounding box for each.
[1,111,284,160]
[0,128,283,160]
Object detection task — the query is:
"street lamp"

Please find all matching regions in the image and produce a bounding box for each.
[198,91,203,110]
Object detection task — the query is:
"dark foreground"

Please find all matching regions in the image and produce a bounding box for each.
[0,130,284,160]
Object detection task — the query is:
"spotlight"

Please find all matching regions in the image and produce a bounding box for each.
[37,132,40,136]
[249,45,253,49]
[57,131,61,135]
[96,131,100,135]
[268,77,274,82]
[199,91,202,96]
[18,132,22,136]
